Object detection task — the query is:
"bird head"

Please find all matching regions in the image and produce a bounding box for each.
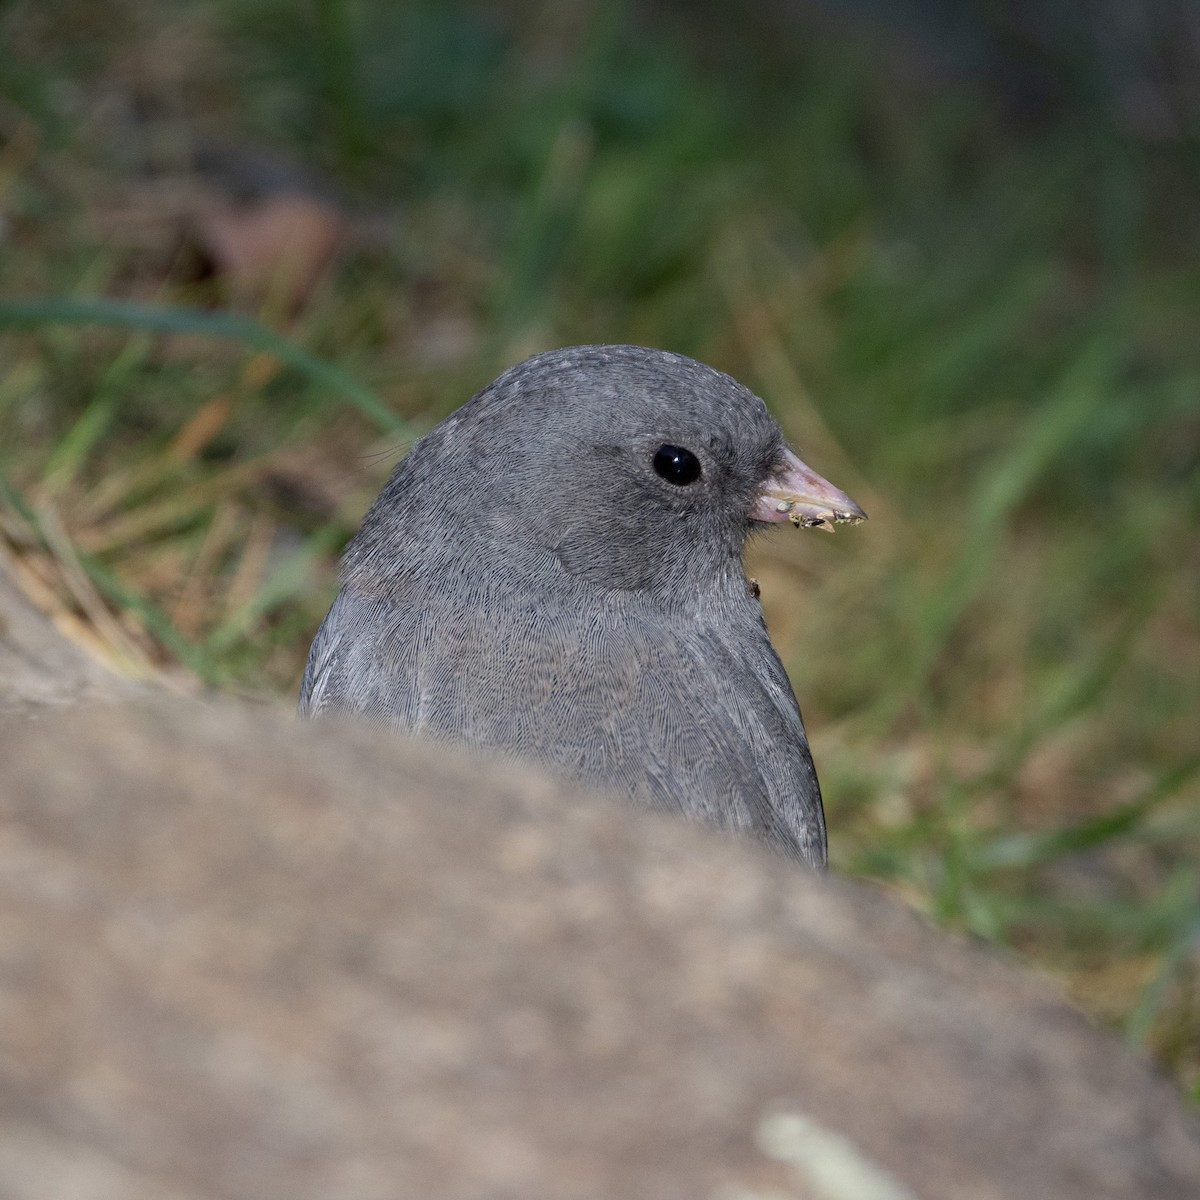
[350,345,864,601]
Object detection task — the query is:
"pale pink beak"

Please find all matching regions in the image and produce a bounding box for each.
[751,446,867,532]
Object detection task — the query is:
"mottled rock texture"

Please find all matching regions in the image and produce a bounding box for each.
[2,697,1198,1200]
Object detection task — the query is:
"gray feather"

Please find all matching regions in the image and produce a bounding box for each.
[300,345,829,867]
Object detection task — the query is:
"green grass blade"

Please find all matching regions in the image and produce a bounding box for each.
[1125,870,1200,1050]
[973,754,1200,871]
[0,297,410,438]
[902,338,1117,706]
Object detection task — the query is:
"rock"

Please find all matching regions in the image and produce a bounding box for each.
[1,699,1197,1200]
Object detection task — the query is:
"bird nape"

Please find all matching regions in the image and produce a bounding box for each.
[300,345,865,869]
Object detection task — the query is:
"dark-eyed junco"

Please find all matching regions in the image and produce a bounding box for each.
[300,345,865,867]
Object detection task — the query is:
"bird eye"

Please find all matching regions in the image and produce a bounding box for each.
[652,444,702,486]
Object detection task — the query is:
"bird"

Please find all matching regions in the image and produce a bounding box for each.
[299,345,865,867]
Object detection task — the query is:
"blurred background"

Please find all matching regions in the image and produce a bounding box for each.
[1,0,1197,1094]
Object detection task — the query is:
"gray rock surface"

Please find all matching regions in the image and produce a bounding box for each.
[2,698,1198,1200]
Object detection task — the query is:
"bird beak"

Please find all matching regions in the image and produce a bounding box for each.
[751,447,867,532]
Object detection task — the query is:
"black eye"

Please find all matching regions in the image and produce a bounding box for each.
[652,444,702,486]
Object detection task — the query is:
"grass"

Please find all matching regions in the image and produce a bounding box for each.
[1,0,1198,1093]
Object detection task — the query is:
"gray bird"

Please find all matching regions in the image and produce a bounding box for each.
[300,345,865,867]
